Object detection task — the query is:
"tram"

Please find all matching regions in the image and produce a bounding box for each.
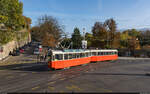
[48,49,118,69]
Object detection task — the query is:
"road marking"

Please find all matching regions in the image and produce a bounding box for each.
[71,85,82,91]
[69,80,74,82]
[97,88,112,92]
[13,67,20,69]
[32,86,40,90]
[32,72,37,74]
[48,81,56,85]
[48,86,55,91]
[66,85,82,91]
[66,86,73,90]
[20,73,27,76]
[60,90,64,93]
[60,78,65,81]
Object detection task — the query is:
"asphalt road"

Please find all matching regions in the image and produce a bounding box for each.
[1,43,150,93]
[0,58,150,93]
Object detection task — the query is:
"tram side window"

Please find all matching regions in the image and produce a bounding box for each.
[82,53,85,57]
[64,54,69,60]
[89,52,91,56]
[55,54,63,61]
[98,52,101,56]
[72,54,76,59]
[86,53,88,57]
[111,52,113,55]
[77,53,80,58]
[113,52,115,55]
[53,55,55,61]
[92,52,97,56]
[69,54,72,59]
[104,52,106,55]
[115,52,118,55]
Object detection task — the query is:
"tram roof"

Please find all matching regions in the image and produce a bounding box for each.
[52,49,118,54]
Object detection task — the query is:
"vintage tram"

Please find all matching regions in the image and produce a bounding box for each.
[48,49,118,69]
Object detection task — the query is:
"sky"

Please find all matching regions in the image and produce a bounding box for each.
[21,0,150,35]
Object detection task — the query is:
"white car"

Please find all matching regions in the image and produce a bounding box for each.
[39,45,42,48]
[34,48,40,55]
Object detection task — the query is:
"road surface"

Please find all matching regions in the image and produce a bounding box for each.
[0,43,150,93]
[0,58,150,93]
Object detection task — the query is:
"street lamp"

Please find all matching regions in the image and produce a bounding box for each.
[82,28,87,49]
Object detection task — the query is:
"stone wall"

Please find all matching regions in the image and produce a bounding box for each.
[0,33,31,60]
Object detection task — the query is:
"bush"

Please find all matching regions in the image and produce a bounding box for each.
[0,30,29,45]
[0,30,15,45]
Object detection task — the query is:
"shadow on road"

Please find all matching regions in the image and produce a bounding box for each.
[83,73,150,77]
[0,62,52,72]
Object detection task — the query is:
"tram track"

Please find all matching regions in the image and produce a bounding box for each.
[46,62,111,85]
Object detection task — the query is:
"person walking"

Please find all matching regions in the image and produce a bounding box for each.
[44,49,48,62]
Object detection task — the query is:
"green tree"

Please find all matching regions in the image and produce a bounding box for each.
[120,30,131,48]
[85,33,93,48]
[0,0,25,30]
[91,22,107,48]
[71,27,82,49]
[128,29,140,37]
[139,30,150,47]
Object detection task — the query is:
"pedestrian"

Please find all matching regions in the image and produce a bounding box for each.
[49,49,53,62]
[40,54,43,62]
[44,49,48,62]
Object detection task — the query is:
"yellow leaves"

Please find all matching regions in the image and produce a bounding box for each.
[42,33,56,47]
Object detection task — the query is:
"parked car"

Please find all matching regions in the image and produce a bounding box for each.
[19,48,24,53]
[34,48,40,55]
[10,49,20,56]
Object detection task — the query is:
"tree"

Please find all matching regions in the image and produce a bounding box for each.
[120,30,131,48]
[91,22,107,48]
[139,30,150,47]
[0,0,25,30]
[85,33,93,48]
[105,18,117,48]
[31,15,63,48]
[24,16,32,30]
[71,27,82,49]
[113,32,121,49]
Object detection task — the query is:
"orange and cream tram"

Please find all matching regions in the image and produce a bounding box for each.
[48,49,118,69]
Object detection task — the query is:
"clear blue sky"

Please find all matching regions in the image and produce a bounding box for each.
[21,0,150,34]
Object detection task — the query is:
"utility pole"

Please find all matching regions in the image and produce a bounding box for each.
[83,28,85,41]
[82,28,87,49]
[106,25,109,49]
